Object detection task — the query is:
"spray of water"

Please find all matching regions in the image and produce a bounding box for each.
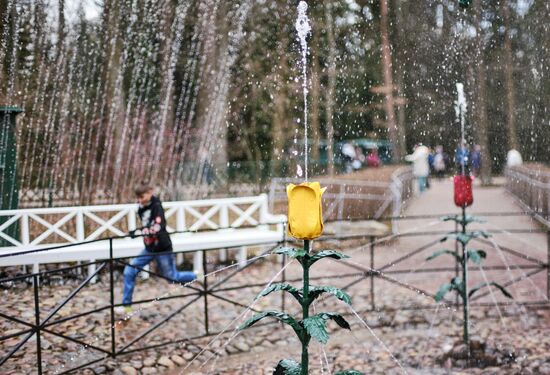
[184,259,293,372]
[487,236,548,301]
[51,251,274,373]
[349,307,408,374]
[477,263,509,332]
[295,1,311,180]
[455,82,467,175]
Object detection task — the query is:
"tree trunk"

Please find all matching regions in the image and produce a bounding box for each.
[271,18,290,177]
[272,93,288,175]
[0,0,9,97]
[472,3,492,185]
[310,31,321,166]
[379,0,400,161]
[57,0,65,60]
[324,0,336,176]
[393,0,407,157]
[474,61,492,184]
[151,0,179,182]
[503,3,518,150]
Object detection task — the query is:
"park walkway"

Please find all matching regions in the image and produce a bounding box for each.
[385,176,548,304]
[170,176,550,374]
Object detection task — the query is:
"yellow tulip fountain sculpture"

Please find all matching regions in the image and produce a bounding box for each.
[239,182,364,375]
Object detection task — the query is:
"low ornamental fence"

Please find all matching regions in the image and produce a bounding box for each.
[505,165,550,226]
[0,212,549,374]
[0,227,288,375]
[269,167,414,233]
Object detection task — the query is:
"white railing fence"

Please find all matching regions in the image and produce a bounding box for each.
[505,166,550,226]
[0,194,287,279]
[268,167,414,234]
[0,195,282,249]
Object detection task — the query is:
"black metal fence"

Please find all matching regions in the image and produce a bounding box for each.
[0,228,289,375]
[1,213,549,374]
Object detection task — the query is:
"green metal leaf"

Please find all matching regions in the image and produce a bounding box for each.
[440,231,459,243]
[273,247,307,259]
[451,276,465,295]
[239,311,303,337]
[441,215,459,222]
[302,316,330,344]
[441,215,485,225]
[335,371,365,375]
[261,283,302,303]
[456,233,472,246]
[302,313,351,344]
[309,286,352,305]
[469,282,513,299]
[466,249,487,264]
[435,277,464,302]
[274,359,301,375]
[442,231,490,246]
[435,283,453,302]
[308,250,349,265]
[426,249,461,262]
[466,215,486,224]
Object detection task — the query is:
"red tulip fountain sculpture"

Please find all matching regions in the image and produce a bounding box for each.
[426,84,512,367]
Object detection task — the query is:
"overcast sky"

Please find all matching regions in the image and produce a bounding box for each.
[49,0,101,23]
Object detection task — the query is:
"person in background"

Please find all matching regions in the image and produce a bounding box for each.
[433,145,447,179]
[367,147,381,168]
[341,142,356,173]
[454,141,471,175]
[471,144,481,177]
[352,145,365,170]
[116,183,198,316]
[426,147,434,189]
[405,144,430,193]
[506,149,523,168]
[428,147,435,174]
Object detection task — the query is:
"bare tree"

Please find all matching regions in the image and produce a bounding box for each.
[502,2,518,150]
[472,2,492,185]
[324,0,336,176]
[379,0,400,160]
[393,0,407,156]
[310,25,321,163]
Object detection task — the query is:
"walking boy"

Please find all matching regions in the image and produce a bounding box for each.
[116,183,197,315]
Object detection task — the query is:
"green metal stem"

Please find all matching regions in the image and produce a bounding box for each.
[301,240,310,375]
[461,206,470,363]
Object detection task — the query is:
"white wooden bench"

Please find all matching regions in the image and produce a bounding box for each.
[0,194,286,275]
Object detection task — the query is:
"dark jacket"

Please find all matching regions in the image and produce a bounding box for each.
[138,196,172,252]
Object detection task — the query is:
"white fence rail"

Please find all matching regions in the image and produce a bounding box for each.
[0,194,286,274]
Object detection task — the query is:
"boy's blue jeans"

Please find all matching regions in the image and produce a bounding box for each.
[122,248,196,305]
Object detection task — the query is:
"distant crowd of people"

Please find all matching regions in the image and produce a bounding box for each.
[341,142,382,173]
[405,142,482,193]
